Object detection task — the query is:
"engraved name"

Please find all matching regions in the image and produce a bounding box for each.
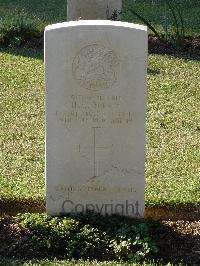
[55,186,136,193]
[55,94,134,126]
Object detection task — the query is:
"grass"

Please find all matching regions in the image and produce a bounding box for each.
[0,258,174,266]
[0,0,199,38]
[0,48,44,201]
[0,48,199,206]
[0,0,67,32]
[123,0,200,37]
[146,55,200,205]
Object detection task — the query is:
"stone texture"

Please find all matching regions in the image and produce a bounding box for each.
[45,20,147,217]
[67,0,122,20]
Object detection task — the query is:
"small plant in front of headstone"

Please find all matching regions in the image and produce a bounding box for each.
[109,222,159,261]
[16,213,159,262]
[108,9,121,21]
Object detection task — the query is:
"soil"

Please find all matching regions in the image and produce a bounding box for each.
[1,198,199,221]
[148,36,200,58]
[26,35,200,59]
[151,219,200,265]
[1,35,200,59]
[0,199,45,216]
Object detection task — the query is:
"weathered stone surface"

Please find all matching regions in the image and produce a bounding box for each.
[67,0,122,20]
[45,20,147,217]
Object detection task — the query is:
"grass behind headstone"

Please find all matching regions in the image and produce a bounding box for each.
[0,48,199,206]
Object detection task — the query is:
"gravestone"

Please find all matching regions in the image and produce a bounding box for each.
[67,0,122,21]
[45,20,147,217]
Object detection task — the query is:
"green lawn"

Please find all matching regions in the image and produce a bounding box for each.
[0,0,199,36]
[0,0,67,30]
[0,258,179,266]
[146,54,200,205]
[1,48,199,206]
[123,0,200,36]
[0,48,44,201]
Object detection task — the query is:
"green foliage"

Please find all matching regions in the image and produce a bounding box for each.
[0,12,42,47]
[16,213,158,262]
[125,0,186,41]
[163,0,185,41]
[123,0,199,38]
[125,7,160,38]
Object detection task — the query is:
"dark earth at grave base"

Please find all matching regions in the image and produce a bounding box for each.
[0,35,200,58]
[0,215,199,264]
[26,35,200,58]
[148,36,200,58]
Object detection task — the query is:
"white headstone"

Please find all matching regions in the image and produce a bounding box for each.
[45,20,147,217]
[67,0,122,21]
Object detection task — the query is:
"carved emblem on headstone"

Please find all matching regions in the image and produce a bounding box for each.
[72,44,120,91]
